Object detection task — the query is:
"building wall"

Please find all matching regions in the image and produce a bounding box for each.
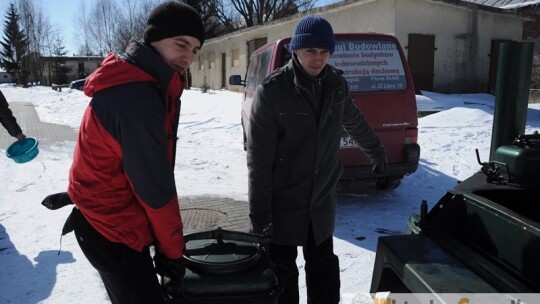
[42,56,103,85]
[190,0,525,93]
[0,72,13,83]
[396,0,523,92]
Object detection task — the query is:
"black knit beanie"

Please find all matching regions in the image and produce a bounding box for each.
[289,15,335,54]
[143,1,205,46]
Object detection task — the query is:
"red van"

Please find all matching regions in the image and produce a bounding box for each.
[230,33,419,190]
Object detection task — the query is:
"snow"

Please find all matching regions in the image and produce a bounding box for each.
[1,85,539,303]
[500,0,540,10]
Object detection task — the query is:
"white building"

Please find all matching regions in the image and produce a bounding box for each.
[191,0,530,94]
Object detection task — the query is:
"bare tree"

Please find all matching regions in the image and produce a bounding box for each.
[74,0,94,56]
[209,0,316,32]
[73,0,316,57]
[113,0,162,51]
[87,0,122,55]
[184,0,225,39]
[16,0,54,84]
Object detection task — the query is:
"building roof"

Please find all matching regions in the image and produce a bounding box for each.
[463,0,540,9]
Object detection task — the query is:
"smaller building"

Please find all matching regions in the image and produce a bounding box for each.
[41,55,104,85]
[0,71,14,84]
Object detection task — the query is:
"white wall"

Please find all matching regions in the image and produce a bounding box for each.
[191,0,525,93]
[397,0,523,92]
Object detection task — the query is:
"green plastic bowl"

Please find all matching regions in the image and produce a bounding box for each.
[6,137,39,163]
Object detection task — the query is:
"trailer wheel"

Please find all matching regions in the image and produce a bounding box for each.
[376,176,402,190]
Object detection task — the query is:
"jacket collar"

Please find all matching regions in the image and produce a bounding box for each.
[84,40,183,99]
[291,52,329,89]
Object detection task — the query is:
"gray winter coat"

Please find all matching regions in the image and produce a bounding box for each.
[247,56,385,246]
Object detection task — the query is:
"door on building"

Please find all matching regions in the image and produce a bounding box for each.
[407,34,435,93]
[488,39,512,95]
[247,38,268,62]
[221,53,226,88]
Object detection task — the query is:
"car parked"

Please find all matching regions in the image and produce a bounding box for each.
[70,78,86,91]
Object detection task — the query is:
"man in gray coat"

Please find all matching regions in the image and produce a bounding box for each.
[247,15,387,304]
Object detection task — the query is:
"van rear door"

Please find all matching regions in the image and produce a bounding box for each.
[328,34,419,189]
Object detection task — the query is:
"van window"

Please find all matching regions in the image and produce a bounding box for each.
[246,58,258,91]
[246,49,273,91]
[328,40,408,93]
[256,50,272,86]
[281,45,292,67]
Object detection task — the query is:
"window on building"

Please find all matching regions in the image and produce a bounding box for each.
[209,53,215,69]
[78,62,85,76]
[232,49,240,67]
[199,55,204,70]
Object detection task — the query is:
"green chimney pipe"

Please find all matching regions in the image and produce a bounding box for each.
[489,42,534,161]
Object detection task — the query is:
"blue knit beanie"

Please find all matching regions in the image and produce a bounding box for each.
[289,15,335,54]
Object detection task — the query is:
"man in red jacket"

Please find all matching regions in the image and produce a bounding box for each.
[66,2,204,303]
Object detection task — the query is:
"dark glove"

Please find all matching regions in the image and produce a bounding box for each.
[16,133,26,141]
[153,252,186,281]
[41,192,73,210]
[372,151,387,175]
[249,215,273,237]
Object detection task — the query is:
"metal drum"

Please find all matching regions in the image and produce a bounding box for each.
[165,228,280,304]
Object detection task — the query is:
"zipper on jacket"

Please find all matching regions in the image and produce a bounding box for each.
[279,112,309,116]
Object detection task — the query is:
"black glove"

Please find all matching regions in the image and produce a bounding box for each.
[372,151,387,175]
[16,133,26,141]
[249,215,273,237]
[153,252,186,281]
[41,192,73,210]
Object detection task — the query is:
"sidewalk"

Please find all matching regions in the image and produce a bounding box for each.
[0,102,77,149]
[2,102,251,234]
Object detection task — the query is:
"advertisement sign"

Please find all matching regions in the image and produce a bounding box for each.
[328,40,408,92]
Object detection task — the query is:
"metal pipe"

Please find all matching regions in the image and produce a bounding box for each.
[490,42,534,161]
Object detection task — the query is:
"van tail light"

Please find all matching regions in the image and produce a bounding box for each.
[405,128,418,144]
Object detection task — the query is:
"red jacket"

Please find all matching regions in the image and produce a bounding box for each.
[68,41,185,259]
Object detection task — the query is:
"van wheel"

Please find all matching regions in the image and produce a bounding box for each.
[376,176,402,191]
[242,129,247,151]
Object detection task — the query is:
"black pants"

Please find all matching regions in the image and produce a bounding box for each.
[70,208,167,304]
[269,227,340,304]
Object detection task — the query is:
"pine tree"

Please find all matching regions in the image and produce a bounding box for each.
[0,3,29,86]
[51,37,71,84]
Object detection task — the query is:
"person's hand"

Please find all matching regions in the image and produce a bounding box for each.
[249,214,273,237]
[16,133,26,141]
[250,221,273,237]
[41,192,73,210]
[372,151,387,175]
[153,252,186,281]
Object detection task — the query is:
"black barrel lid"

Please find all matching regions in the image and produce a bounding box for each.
[184,230,262,274]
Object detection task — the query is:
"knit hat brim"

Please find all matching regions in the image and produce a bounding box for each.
[143,1,205,46]
[290,15,335,54]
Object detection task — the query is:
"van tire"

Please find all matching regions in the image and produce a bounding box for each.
[376,176,402,191]
[243,129,247,151]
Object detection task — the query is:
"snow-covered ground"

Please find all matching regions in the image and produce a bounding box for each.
[1,85,539,303]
